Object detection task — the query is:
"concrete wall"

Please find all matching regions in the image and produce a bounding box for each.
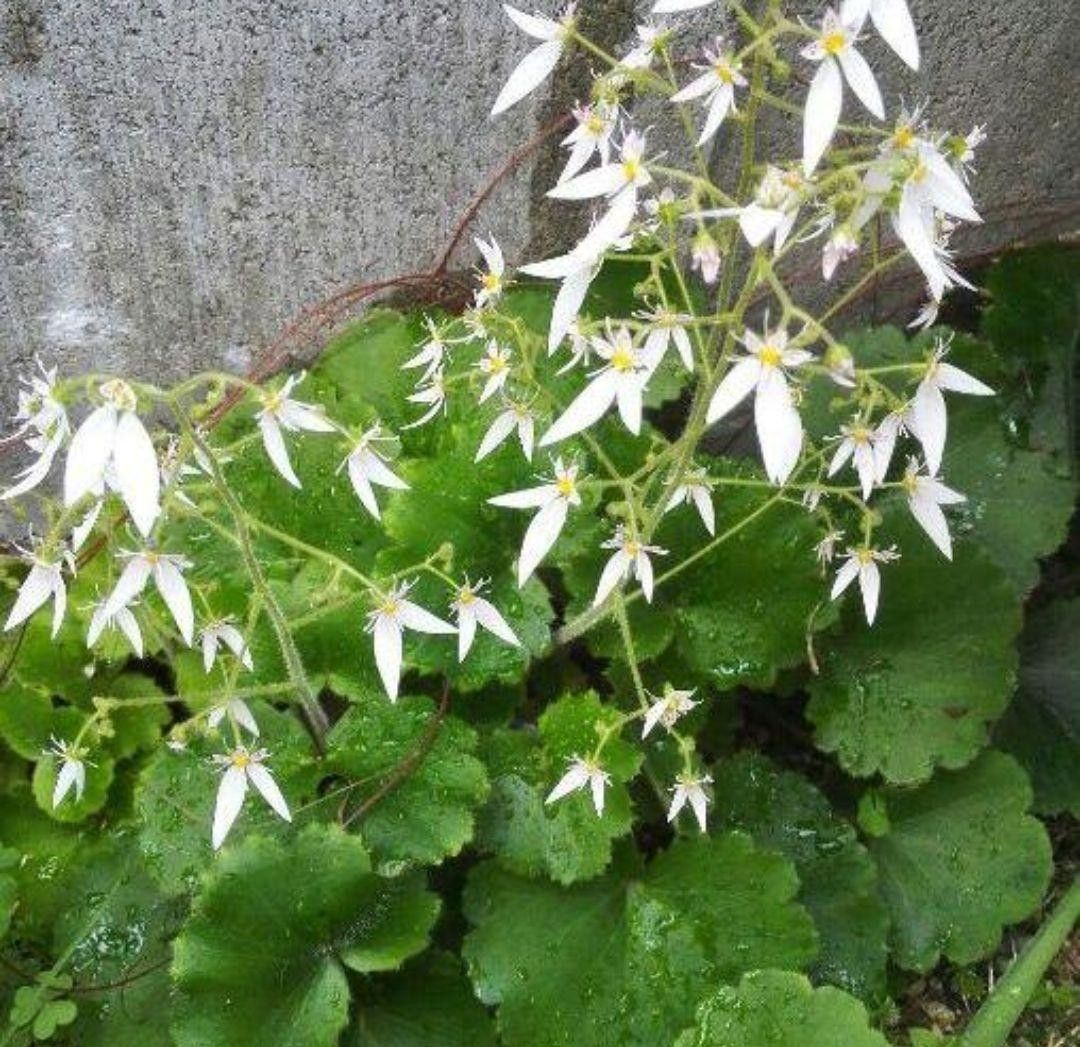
[1,0,1077,394]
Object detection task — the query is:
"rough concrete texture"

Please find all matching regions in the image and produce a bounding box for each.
[0,0,1077,396]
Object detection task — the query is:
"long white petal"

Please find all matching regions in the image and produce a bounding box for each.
[113,411,161,537]
[593,550,630,607]
[489,484,557,509]
[697,85,733,145]
[348,456,381,519]
[115,607,144,657]
[895,188,945,299]
[50,574,66,639]
[673,327,694,371]
[706,358,758,424]
[667,786,688,822]
[858,562,881,625]
[491,38,563,116]
[754,371,803,484]
[837,46,884,120]
[642,699,668,737]
[567,186,639,262]
[615,378,644,435]
[936,363,994,396]
[854,442,876,500]
[539,368,620,446]
[398,600,457,635]
[691,487,716,535]
[907,379,947,474]
[636,551,655,602]
[909,493,953,559]
[590,773,606,816]
[671,71,717,103]
[64,406,117,507]
[202,631,218,672]
[518,498,568,585]
[259,417,301,489]
[831,557,861,599]
[247,763,292,822]
[154,561,194,645]
[2,445,58,501]
[457,606,478,661]
[474,597,521,647]
[802,59,843,175]
[549,265,595,354]
[4,565,55,632]
[53,760,80,808]
[688,786,708,831]
[545,763,588,804]
[547,164,626,201]
[212,766,248,849]
[519,251,592,280]
[103,557,153,620]
[231,699,260,736]
[872,0,919,70]
[476,411,519,462]
[503,4,559,41]
[373,615,403,702]
[739,205,786,247]
[220,624,253,669]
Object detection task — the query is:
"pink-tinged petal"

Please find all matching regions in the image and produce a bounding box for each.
[503,4,559,40]
[113,412,161,537]
[636,551,655,602]
[909,492,953,559]
[907,379,947,474]
[593,549,630,607]
[64,405,117,507]
[103,557,154,620]
[489,484,557,509]
[691,487,716,535]
[547,163,626,201]
[858,561,881,624]
[476,410,519,462]
[154,561,194,646]
[545,763,589,804]
[871,0,919,70]
[754,371,803,484]
[373,615,403,702]
[831,557,860,599]
[5,564,55,633]
[247,763,291,823]
[539,368,620,446]
[549,265,595,354]
[398,600,457,636]
[259,416,301,488]
[457,605,478,661]
[53,760,80,808]
[706,357,759,424]
[212,766,248,849]
[936,363,994,396]
[670,71,717,103]
[474,597,522,647]
[697,85,733,145]
[837,46,884,120]
[518,497,569,585]
[802,59,843,174]
[491,38,563,116]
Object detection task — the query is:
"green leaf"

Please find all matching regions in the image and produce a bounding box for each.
[463,834,818,1047]
[710,753,889,1002]
[0,846,15,940]
[807,513,1022,783]
[865,750,1052,971]
[324,684,489,871]
[994,598,1080,816]
[348,951,498,1047]
[674,969,888,1046]
[474,691,642,884]
[172,824,439,1047]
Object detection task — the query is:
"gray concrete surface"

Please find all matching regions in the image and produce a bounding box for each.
[0,0,1077,397]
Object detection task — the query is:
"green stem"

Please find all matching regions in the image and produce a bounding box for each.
[958,878,1080,1047]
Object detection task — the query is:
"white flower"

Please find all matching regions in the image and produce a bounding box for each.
[693,166,806,254]
[621,23,666,71]
[46,738,87,808]
[474,235,507,308]
[201,620,253,673]
[668,773,711,832]
[664,468,715,535]
[638,307,695,372]
[255,373,335,489]
[211,746,291,850]
[670,38,747,145]
[559,101,617,183]
[341,426,409,520]
[540,325,653,445]
[102,549,195,646]
[477,342,513,403]
[555,321,596,375]
[491,3,577,117]
[706,324,811,485]
[823,225,859,280]
[652,0,717,11]
[545,755,610,815]
[402,317,450,383]
[827,419,894,500]
[488,457,582,585]
[365,581,456,702]
[815,529,844,564]
[451,578,522,660]
[840,0,919,70]
[208,698,260,737]
[2,361,69,501]
[476,400,536,462]
[403,369,448,430]
[642,687,698,737]
[801,8,885,175]
[64,378,160,537]
[952,124,987,183]
[593,526,667,606]
[691,230,722,284]
[831,545,900,625]
[901,458,966,559]
[4,545,69,638]
[87,599,143,656]
[904,341,993,474]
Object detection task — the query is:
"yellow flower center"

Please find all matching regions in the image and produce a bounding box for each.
[101,378,137,413]
[850,425,871,445]
[231,751,251,769]
[262,391,284,413]
[457,587,476,606]
[910,159,928,184]
[856,548,875,565]
[488,354,507,373]
[822,30,846,55]
[379,597,401,617]
[556,476,577,498]
[482,272,502,292]
[901,471,918,494]
[623,539,641,557]
[586,115,606,136]
[759,345,783,368]
[622,158,641,183]
[893,124,915,150]
[610,347,636,372]
[714,61,734,84]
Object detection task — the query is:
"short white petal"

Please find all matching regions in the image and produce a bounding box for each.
[491,39,564,116]
[248,763,292,823]
[838,46,884,120]
[539,369,620,446]
[593,550,630,607]
[113,412,161,537]
[474,597,522,647]
[212,766,248,849]
[706,358,759,424]
[259,417,301,489]
[373,615,403,701]
[154,561,195,645]
[802,59,843,175]
[64,406,117,507]
[518,498,568,585]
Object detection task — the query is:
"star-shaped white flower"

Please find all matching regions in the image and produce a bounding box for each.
[827,418,896,500]
[211,746,291,850]
[559,101,617,183]
[668,773,711,831]
[642,687,698,737]
[87,599,143,656]
[365,581,456,702]
[593,526,667,606]
[670,37,747,145]
[693,165,807,254]
[664,469,715,535]
[402,316,451,383]
[341,426,409,520]
[840,0,919,70]
[488,457,582,585]
[638,307,695,372]
[201,620,253,673]
[545,755,610,815]
[904,341,994,474]
[46,737,87,808]
[403,368,449,430]
[801,8,885,174]
[621,23,667,71]
[901,458,966,559]
[706,324,811,485]
[102,549,195,646]
[476,399,536,462]
[451,578,522,661]
[831,545,900,625]
[2,361,69,502]
[474,235,507,308]
[64,378,160,536]
[540,325,653,445]
[477,342,513,403]
[491,4,577,117]
[4,546,69,638]
[208,697,260,737]
[255,373,335,489]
